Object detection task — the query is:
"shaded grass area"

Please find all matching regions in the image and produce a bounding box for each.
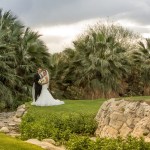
[0,133,43,150]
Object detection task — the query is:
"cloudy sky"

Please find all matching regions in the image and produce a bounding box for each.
[0,0,150,53]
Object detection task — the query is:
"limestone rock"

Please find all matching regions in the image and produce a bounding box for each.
[26,139,65,150]
[15,108,25,118]
[42,138,56,145]
[131,117,150,138]
[95,98,150,141]
[0,104,27,136]
[109,112,125,130]
[8,123,16,126]
[0,122,4,127]
[0,127,9,133]
[8,133,21,138]
[119,123,132,137]
[17,104,26,110]
[13,116,21,123]
[100,125,118,138]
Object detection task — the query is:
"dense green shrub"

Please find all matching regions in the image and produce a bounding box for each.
[20,112,97,142]
[66,135,150,150]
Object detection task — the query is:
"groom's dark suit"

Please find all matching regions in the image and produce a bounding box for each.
[34,73,42,101]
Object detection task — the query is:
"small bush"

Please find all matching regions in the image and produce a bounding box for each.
[20,112,97,142]
[66,135,94,150]
[66,135,150,150]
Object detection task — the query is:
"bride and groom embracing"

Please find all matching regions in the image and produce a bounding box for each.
[32,68,64,106]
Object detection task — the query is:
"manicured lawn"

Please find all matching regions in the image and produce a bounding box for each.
[0,133,43,150]
[26,96,150,116]
[26,99,106,115]
[24,96,150,123]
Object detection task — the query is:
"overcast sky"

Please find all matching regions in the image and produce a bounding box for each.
[0,0,150,53]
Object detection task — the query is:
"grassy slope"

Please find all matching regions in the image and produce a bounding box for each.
[0,133,43,150]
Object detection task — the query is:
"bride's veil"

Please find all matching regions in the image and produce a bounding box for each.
[46,70,50,87]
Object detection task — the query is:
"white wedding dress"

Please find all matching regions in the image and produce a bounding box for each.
[32,71,64,106]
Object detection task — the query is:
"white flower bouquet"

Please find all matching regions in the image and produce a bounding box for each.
[38,78,47,85]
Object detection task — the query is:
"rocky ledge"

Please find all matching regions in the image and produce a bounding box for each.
[95,98,150,142]
[0,104,26,137]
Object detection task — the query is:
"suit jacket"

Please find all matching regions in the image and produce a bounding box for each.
[34,73,42,89]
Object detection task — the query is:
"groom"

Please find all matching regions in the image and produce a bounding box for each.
[34,68,42,101]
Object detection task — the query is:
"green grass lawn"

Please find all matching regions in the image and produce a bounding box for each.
[0,133,43,150]
[26,99,106,115]
[26,96,150,116]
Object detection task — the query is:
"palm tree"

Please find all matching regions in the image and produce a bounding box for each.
[0,9,51,110]
[132,39,150,95]
[59,23,138,99]
[0,9,23,109]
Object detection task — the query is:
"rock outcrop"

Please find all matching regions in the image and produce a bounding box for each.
[95,98,150,142]
[0,104,26,137]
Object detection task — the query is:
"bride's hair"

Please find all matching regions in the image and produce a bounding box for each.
[43,70,47,75]
[42,69,50,78]
[43,69,49,86]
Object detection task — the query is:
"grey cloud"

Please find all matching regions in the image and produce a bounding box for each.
[0,0,150,27]
[114,0,150,25]
[1,0,150,53]
[41,36,65,44]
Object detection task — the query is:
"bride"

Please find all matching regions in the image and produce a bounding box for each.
[32,70,64,106]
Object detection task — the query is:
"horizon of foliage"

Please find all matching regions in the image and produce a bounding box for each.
[1,9,150,110]
[50,22,150,100]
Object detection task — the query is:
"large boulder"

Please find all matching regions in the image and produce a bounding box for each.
[95,98,150,141]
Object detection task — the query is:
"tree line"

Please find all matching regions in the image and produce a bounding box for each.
[1,9,150,110]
